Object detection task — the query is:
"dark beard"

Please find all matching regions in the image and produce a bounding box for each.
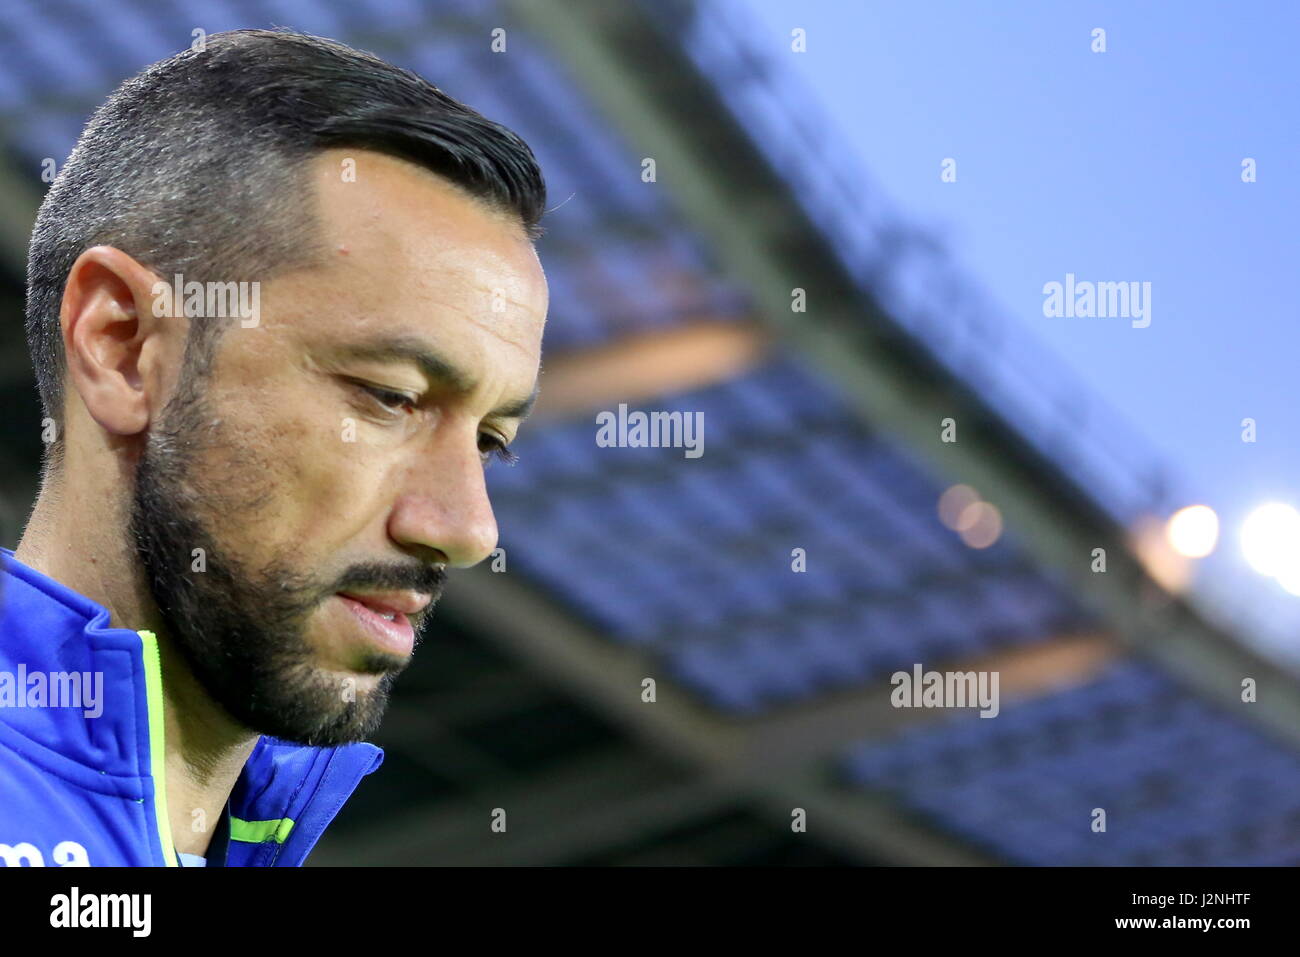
[127,373,439,746]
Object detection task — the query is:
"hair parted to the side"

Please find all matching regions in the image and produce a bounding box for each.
[25,27,547,456]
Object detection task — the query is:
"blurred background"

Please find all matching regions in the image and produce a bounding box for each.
[0,0,1298,865]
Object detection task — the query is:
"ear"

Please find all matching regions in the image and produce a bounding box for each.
[60,245,183,439]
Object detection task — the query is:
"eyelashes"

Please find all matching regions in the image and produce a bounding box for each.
[477,433,519,467]
[357,383,519,467]
[361,385,418,415]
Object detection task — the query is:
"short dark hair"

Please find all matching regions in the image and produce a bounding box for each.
[25,27,547,452]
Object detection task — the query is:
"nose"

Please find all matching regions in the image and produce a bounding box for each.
[386,427,500,568]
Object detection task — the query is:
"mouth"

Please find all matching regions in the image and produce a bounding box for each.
[334,592,421,659]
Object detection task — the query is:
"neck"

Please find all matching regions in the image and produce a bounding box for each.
[15,469,258,859]
[155,630,258,857]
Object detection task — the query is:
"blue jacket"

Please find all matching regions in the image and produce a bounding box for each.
[0,547,383,866]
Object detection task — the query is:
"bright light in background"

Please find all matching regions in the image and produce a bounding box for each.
[1240,503,1300,579]
[937,484,1003,548]
[1276,565,1300,598]
[938,484,980,530]
[958,502,1002,549]
[1166,505,1219,559]
[1131,515,1191,593]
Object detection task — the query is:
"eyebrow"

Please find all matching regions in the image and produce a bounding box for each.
[332,335,539,421]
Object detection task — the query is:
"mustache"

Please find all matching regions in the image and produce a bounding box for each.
[329,561,448,607]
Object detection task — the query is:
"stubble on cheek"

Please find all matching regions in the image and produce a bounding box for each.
[186,387,323,552]
[186,382,383,656]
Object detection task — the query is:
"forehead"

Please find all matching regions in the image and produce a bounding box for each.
[295,148,547,358]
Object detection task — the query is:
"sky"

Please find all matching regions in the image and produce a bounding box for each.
[737,0,1300,661]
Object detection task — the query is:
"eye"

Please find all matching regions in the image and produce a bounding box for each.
[359,384,418,416]
[478,432,519,467]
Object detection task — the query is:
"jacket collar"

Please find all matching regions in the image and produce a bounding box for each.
[0,547,383,866]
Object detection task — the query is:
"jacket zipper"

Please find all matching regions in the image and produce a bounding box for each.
[138,630,179,867]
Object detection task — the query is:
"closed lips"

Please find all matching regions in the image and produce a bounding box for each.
[337,591,431,618]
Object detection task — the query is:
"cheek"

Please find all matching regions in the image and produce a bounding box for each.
[270,415,391,545]
[193,390,387,556]
[197,323,413,554]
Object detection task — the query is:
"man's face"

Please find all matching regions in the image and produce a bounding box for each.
[129,149,547,746]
